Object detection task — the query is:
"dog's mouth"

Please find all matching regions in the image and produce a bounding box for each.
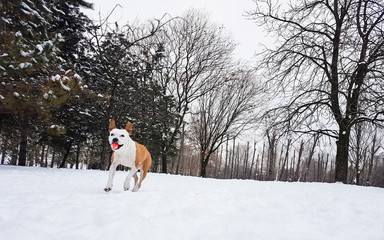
[111,143,123,150]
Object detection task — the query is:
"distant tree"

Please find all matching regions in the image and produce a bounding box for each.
[349,122,381,185]
[190,67,258,177]
[247,0,384,183]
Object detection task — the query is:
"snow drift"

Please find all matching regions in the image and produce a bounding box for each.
[0,165,383,240]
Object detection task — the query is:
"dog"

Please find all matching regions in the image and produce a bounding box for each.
[104,119,152,192]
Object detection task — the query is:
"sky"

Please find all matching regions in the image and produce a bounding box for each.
[83,0,268,61]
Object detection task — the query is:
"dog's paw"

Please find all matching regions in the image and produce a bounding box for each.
[123,187,129,191]
[104,187,112,192]
[132,187,139,192]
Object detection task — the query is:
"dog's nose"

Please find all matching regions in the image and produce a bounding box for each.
[112,138,118,143]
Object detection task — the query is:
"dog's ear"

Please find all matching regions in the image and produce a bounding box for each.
[125,122,133,135]
[109,119,116,132]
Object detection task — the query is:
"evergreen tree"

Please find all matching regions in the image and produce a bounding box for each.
[85,23,178,170]
[0,0,92,166]
[0,0,62,166]
[46,0,92,70]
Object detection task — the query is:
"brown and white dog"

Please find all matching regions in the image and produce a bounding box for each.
[104,119,152,192]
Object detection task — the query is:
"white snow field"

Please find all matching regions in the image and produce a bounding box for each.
[0,165,383,240]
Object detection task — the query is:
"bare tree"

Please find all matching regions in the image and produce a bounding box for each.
[190,67,258,177]
[247,0,384,183]
[153,9,236,173]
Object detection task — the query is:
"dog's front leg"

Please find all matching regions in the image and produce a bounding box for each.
[123,167,138,191]
[104,162,118,192]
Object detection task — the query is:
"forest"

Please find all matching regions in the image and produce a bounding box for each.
[1,0,384,187]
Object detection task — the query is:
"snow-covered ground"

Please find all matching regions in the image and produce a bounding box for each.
[0,165,383,240]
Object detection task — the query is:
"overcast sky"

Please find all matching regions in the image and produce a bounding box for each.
[83,0,268,61]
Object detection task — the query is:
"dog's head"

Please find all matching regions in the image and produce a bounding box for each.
[108,119,133,151]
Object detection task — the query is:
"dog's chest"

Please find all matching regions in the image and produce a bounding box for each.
[113,142,136,167]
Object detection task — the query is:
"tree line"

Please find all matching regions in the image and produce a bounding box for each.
[0,0,256,178]
[1,0,384,187]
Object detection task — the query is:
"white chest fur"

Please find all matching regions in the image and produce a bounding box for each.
[113,139,136,167]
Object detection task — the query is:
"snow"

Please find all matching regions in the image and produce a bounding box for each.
[51,74,61,81]
[36,44,44,54]
[18,62,32,69]
[0,165,383,240]
[1,17,12,24]
[20,49,34,57]
[52,6,65,15]
[79,110,92,116]
[20,2,47,24]
[15,31,22,37]
[42,3,53,14]
[74,73,82,80]
[60,80,71,91]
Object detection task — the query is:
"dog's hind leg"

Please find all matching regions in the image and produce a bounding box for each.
[133,157,151,192]
[133,172,138,186]
[123,167,138,191]
[133,169,148,192]
[139,170,148,189]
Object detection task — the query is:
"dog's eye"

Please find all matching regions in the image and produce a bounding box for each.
[120,134,125,137]
[110,133,115,136]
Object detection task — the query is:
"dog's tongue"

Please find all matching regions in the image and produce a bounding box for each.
[111,143,119,150]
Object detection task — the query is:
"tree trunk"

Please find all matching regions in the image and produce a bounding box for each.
[223,137,229,178]
[44,146,49,167]
[10,149,18,165]
[175,123,186,175]
[1,139,7,164]
[335,127,350,183]
[243,142,250,178]
[217,145,223,178]
[260,141,265,180]
[99,138,108,170]
[249,142,257,179]
[366,129,378,186]
[354,124,362,185]
[1,150,5,164]
[230,138,236,179]
[18,114,29,166]
[75,142,81,169]
[236,143,240,179]
[322,154,329,182]
[59,139,73,168]
[50,147,56,168]
[200,155,207,178]
[40,144,46,167]
[303,134,319,182]
[279,139,291,181]
[161,154,167,173]
[295,140,304,181]
[266,131,276,181]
